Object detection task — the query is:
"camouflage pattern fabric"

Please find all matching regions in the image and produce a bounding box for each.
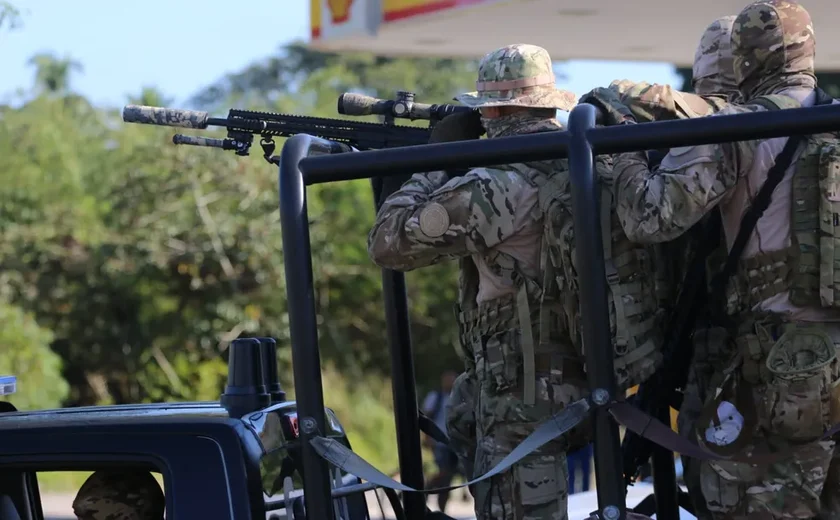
[697,324,838,518]
[612,99,768,244]
[446,369,478,479]
[597,15,738,124]
[732,0,816,98]
[72,470,165,520]
[122,104,209,129]
[613,2,840,517]
[369,44,585,517]
[453,44,576,111]
[678,325,733,520]
[367,114,564,271]
[481,111,560,139]
[692,16,739,99]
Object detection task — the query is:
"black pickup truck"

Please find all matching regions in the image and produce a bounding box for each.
[0,339,379,520]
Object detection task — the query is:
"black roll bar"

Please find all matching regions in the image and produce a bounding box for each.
[281,103,840,520]
[279,134,427,520]
[298,102,840,182]
[279,134,350,520]
[378,237,426,519]
[566,104,625,519]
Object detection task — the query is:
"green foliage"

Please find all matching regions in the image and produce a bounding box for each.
[0,1,22,33]
[0,299,68,410]
[0,41,472,416]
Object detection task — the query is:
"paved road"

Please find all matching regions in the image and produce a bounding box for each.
[42,482,696,519]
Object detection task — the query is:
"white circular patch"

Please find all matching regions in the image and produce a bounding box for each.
[418,203,450,238]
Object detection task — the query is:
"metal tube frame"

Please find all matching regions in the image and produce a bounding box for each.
[282,102,840,520]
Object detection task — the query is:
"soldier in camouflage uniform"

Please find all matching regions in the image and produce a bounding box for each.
[581,20,742,518]
[368,43,588,520]
[602,1,840,518]
[581,15,739,124]
[72,470,165,519]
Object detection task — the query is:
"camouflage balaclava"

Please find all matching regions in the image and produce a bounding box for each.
[732,0,816,99]
[692,16,739,100]
[454,44,575,138]
[73,470,165,520]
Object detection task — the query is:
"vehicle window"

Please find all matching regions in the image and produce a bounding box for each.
[36,470,166,519]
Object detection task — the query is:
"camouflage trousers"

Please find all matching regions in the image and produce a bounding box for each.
[471,376,590,520]
[694,320,840,519]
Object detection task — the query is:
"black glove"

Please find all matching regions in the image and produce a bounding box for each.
[429,110,485,180]
[646,148,669,169]
[579,87,636,126]
[428,110,485,143]
[373,111,485,209]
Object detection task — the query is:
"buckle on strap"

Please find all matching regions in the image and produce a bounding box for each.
[605,263,620,286]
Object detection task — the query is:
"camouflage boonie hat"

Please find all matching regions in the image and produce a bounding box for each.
[732,0,815,95]
[454,44,576,111]
[73,470,165,520]
[692,16,738,97]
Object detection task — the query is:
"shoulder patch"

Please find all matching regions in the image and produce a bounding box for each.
[418,203,450,238]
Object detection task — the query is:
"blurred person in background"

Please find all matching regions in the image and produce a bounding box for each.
[422,369,460,513]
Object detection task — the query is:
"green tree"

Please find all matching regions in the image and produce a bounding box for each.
[0,43,477,409]
[28,52,83,96]
[128,86,174,107]
[0,1,22,33]
[0,299,69,410]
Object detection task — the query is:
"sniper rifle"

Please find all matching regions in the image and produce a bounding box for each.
[122,90,475,164]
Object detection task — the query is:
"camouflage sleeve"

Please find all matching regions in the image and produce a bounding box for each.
[613,105,759,243]
[614,82,716,122]
[368,168,529,271]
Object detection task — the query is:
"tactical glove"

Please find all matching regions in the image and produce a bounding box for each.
[429,110,485,179]
[579,87,637,126]
[428,110,485,143]
[373,111,485,208]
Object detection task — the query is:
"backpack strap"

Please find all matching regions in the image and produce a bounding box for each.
[599,185,629,350]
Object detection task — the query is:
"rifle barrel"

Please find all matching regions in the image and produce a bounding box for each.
[123,104,216,129]
[173,134,234,150]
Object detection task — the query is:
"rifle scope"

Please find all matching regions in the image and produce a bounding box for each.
[338,91,474,122]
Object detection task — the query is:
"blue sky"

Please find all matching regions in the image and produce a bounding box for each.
[0,0,682,109]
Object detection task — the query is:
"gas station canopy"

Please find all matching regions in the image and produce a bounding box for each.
[309,0,840,70]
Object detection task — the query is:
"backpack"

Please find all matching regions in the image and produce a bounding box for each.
[509,157,668,391]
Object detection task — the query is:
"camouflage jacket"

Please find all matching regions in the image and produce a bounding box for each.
[367,167,543,304]
[609,79,729,123]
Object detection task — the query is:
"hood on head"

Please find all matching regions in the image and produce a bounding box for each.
[692,15,739,100]
[732,0,816,98]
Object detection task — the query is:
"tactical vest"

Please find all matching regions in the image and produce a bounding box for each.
[455,160,667,401]
[723,93,840,315]
[454,163,579,408]
[529,161,667,392]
